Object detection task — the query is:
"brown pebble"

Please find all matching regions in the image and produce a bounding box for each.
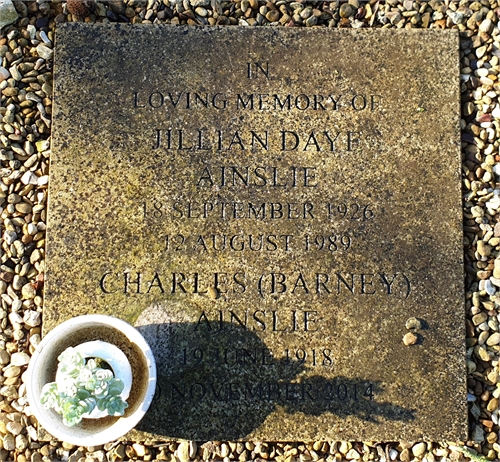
[208,287,218,300]
[21,234,33,244]
[0,272,13,282]
[266,10,280,22]
[477,270,491,279]
[487,432,498,444]
[67,0,95,17]
[2,87,18,97]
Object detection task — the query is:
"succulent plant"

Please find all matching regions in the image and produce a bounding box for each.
[40,347,128,427]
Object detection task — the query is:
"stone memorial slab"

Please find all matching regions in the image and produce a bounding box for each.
[46,24,466,441]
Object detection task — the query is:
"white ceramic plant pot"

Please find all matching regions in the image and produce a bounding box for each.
[26,315,157,446]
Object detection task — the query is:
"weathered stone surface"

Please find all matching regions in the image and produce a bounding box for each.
[47,24,465,441]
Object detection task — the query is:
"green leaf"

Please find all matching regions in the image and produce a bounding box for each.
[75,389,91,400]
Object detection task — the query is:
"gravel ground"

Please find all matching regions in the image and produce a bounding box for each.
[0,0,499,461]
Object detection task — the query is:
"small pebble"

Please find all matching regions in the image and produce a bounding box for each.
[6,421,23,436]
[36,44,53,60]
[339,3,354,17]
[23,310,41,327]
[15,434,29,451]
[411,442,426,458]
[177,442,190,462]
[10,352,30,367]
[3,434,15,451]
[35,17,49,28]
[405,317,422,330]
[403,332,418,346]
[3,365,21,378]
[266,9,280,22]
[487,332,500,346]
[21,283,36,300]
[0,67,10,82]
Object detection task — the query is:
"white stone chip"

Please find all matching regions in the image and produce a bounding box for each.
[485,279,496,296]
[40,30,51,45]
[177,442,190,462]
[23,310,41,327]
[8,312,23,325]
[3,229,17,245]
[21,283,36,300]
[37,175,49,186]
[26,425,37,441]
[494,164,500,178]
[10,352,30,367]
[26,24,36,40]
[189,0,210,6]
[20,171,38,186]
[0,66,10,83]
[189,441,197,459]
[29,333,40,348]
[36,44,54,61]
[479,18,493,33]
[490,277,500,287]
[486,192,500,214]
[471,205,484,218]
[346,448,361,460]
[492,104,500,119]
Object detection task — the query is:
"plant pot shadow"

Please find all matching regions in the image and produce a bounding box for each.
[136,320,415,440]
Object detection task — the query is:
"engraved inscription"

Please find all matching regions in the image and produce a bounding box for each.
[247,62,270,79]
[160,233,352,253]
[100,34,414,421]
[160,380,375,403]
[195,166,318,188]
[99,271,411,299]
[153,129,364,152]
[134,92,382,112]
[142,200,375,221]
[143,200,317,220]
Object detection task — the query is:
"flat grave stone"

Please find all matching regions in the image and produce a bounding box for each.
[46,24,466,441]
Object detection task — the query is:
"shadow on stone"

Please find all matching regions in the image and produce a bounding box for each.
[136,321,415,440]
[418,319,430,330]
